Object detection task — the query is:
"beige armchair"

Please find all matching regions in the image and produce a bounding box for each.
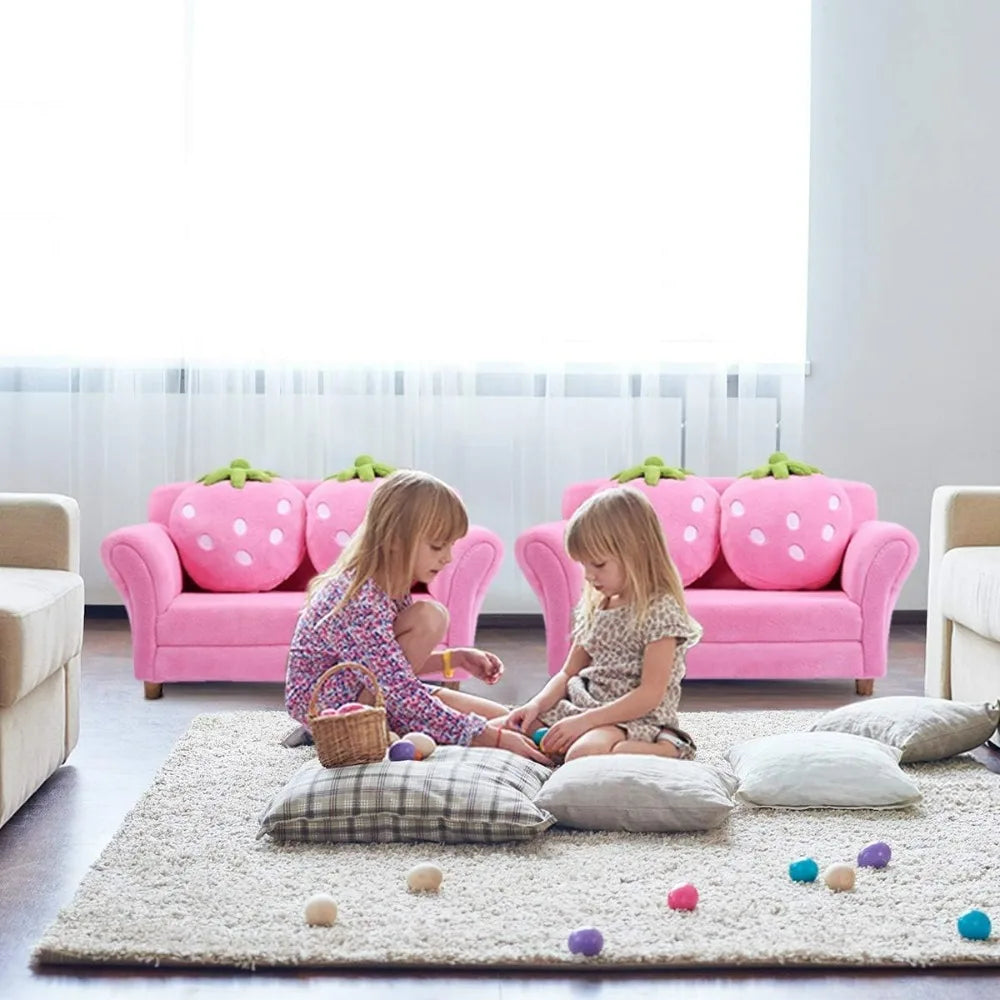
[926,486,1000,711]
[0,494,84,827]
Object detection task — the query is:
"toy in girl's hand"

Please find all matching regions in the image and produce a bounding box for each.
[388,739,418,762]
[567,926,604,957]
[667,882,699,910]
[788,857,819,883]
[957,909,992,941]
[857,841,892,869]
[402,732,437,759]
[531,728,549,748]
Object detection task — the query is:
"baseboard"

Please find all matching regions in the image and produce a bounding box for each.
[84,606,928,627]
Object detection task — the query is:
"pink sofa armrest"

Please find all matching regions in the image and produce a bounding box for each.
[100,523,184,680]
[515,521,583,675]
[428,524,504,650]
[840,520,920,677]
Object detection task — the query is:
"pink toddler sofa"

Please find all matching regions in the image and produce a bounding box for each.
[515,478,919,694]
[101,480,503,698]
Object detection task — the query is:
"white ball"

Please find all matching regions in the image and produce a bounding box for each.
[304,893,339,925]
[402,732,437,759]
[823,863,856,892]
[406,863,444,893]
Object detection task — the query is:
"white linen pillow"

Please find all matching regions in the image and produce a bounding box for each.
[809,696,1000,763]
[533,755,737,832]
[725,731,922,810]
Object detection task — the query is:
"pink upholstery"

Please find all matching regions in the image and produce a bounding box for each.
[515,477,919,684]
[101,481,504,690]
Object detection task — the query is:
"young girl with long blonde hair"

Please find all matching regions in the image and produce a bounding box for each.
[506,487,702,761]
[285,470,548,762]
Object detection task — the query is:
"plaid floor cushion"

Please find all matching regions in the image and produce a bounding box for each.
[258,746,556,844]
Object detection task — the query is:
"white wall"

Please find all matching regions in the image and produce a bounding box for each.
[806,0,1000,609]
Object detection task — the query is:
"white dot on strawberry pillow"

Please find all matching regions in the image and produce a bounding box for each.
[269,528,283,545]
[788,544,805,561]
[182,504,196,519]
[233,518,247,536]
[234,550,253,566]
[749,528,766,545]
[335,530,352,547]
[683,525,698,543]
[691,496,706,513]
[821,524,835,541]
[828,495,841,511]
[730,500,745,517]
[317,503,331,520]
[276,499,292,515]
[197,534,214,551]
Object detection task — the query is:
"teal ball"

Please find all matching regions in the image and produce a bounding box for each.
[531,728,549,748]
[957,909,992,941]
[789,857,819,883]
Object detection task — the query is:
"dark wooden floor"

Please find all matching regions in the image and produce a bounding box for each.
[1,620,997,998]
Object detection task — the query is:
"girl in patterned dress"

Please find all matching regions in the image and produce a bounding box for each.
[285,470,548,762]
[506,487,702,762]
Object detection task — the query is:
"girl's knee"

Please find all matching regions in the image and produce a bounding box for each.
[395,599,449,639]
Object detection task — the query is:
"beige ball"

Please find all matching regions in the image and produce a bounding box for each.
[402,732,437,759]
[823,863,856,892]
[304,893,338,926]
[388,732,401,744]
[406,863,444,893]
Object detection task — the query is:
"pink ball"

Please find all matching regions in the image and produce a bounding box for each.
[336,702,367,715]
[319,708,339,717]
[667,882,699,911]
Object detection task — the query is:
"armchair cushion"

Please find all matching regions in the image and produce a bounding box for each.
[305,478,378,573]
[0,568,84,708]
[167,479,307,593]
[719,475,853,590]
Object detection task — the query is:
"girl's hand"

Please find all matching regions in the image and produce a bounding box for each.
[504,702,542,736]
[473,725,552,765]
[451,647,504,685]
[540,714,593,756]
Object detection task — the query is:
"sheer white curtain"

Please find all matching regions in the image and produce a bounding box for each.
[0,1,809,610]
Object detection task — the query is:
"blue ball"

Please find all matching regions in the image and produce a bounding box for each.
[788,857,819,883]
[957,909,992,941]
[388,740,417,762]
[568,926,604,957]
[531,727,549,748]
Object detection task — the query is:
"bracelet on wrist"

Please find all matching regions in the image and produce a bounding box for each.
[441,649,454,679]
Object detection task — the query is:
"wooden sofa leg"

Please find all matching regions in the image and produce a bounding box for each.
[144,682,164,700]
[855,679,874,696]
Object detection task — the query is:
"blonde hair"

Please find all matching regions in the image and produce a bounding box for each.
[566,486,687,634]
[307,469,468,609]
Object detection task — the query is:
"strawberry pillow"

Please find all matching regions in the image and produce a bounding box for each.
[168,460,307,592]
[608,458,721,586]
[719,454,853,591]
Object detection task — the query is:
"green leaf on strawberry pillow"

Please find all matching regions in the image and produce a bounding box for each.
[611,455,694,485]
[196,458,279,489]
[740,451,822,479]
[328,454,397,482]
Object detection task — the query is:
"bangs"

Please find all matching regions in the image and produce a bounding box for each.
[565,512,617,564]
[422,489,468,543]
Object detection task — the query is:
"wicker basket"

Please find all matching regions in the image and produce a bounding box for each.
[308,662,390,767]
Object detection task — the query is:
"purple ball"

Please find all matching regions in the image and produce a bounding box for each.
[388,740,418,762]
[568,927,604,957]
[857,841,892,869]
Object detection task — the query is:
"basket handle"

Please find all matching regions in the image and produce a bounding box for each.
[307,661,385,719]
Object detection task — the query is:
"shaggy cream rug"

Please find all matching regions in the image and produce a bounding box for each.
[33,709,999,970]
